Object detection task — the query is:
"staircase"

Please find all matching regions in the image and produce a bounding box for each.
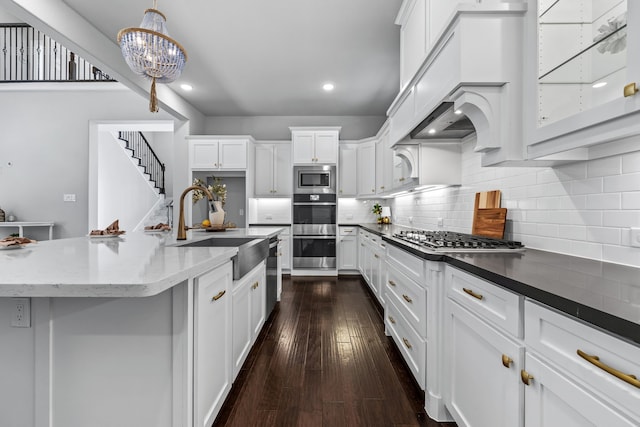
[117,131,165,195]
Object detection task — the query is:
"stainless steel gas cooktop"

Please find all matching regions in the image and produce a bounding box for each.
[392,230,525,253]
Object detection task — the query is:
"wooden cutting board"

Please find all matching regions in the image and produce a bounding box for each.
[472,190,505,238]
[472,208,508,239]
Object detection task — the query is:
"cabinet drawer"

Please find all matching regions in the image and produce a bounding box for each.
[339,226,357,236]
[447,266,522,338]
[387,244,425,284]
[386,296,426,390]
[525,300,640,419]
[387,262,428,337]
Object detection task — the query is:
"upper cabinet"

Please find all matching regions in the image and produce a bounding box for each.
[254,143,292,197]
[357,140,377,197]
[188,136,251,170]
[290,127,340,164]
[338,144,358,197]
[525,0,640,161]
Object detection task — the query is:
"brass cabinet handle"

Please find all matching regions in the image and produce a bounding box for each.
[402,338,412,349]
[388,280,396,287]
[211,290,226,301]
[374,254,379,259]
[371,189,375,193]
[251,281,259,290]
[361,243,365,247]
[463,287,484,300]
[502,354,513,368]
[624,82,639,97]
[388,315,396,324]
[577,349,640,388]
[521,370,534,386]
[402,294,413,303]
[380,244,386,248]
[399,177,405,182]
[380,186,385,190]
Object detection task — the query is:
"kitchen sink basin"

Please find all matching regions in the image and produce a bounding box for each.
[174,237,269,280]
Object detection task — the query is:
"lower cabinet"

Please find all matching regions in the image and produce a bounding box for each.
[445,299,524,427]
[278,227,291,272]
[338,226,358,271]
[194,262,233,427]
[523,352,638,427]
[232,261,266,378]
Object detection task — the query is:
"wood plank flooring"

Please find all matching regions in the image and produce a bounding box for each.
[213,275,457,427]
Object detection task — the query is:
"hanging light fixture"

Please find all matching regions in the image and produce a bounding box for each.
[117,0,187,112]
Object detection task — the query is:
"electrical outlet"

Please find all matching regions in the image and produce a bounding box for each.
[265,214,272,220]
[631,227,640,248]
[63,193,76,202]
[11,298,31,328]
[437,217,444,227]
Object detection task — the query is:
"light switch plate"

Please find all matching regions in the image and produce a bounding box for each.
[63,194,76,202]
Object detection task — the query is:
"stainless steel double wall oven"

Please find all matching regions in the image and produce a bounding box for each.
[292,166,337,269]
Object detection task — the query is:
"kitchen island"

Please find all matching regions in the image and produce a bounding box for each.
[0,227,283,427]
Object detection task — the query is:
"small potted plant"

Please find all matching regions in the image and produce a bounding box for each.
[372,203,383,224]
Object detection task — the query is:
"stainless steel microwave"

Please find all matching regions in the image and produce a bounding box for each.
[294,165,336,194]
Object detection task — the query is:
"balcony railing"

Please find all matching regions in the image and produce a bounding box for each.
[1,24,116,82]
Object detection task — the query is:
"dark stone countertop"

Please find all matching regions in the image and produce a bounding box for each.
[357,223,640,346]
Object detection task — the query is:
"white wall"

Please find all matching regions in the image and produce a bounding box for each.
[97,132,160,232]
[0,86,174,239]
[338,197,386,224]
[205,115,386,140]
[391,137,640,267]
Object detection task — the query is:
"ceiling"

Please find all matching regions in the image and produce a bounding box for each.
[57,0,402,117]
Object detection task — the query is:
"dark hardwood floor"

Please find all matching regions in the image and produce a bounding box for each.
[214,275,457,427]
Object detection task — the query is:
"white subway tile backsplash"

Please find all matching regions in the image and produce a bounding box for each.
[603,172,640,193]
[587,156,621,178]
[622,192,640,209]
[622,151,640,173]
[390,139,640,267]
[586,193,621,210]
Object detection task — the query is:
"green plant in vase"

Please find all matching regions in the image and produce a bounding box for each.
[372,203,383,224]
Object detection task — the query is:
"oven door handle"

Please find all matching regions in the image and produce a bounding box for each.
[292,235,337,239]
[293,202,337,206]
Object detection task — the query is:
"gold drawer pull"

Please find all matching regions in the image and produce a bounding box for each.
[402,294,413,303]
[361,243,365,247]
[388,280,396,287]
[577,349,640,388]
[211,290,226,301]
[388,315,396,324]
[252,281,259,290]
[463,288,483,300]
[402,338,412,349]
[521,370,534,386]
[624,82,638,97]
[502,354,513,368]
[374,254,379,259]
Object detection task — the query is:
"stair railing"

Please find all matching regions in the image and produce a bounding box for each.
[1,23,116,82]
[117,131,166,195]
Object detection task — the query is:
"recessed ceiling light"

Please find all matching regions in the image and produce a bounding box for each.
[323,83,334,91]
[592,82,607,89]
[454,109,462,115]
[428,128,436,134]
[180,84,193,91]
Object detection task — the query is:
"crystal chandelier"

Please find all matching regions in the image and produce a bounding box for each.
[117,0,187,112]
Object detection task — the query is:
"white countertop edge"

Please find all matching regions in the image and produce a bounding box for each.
[0,248,237,298]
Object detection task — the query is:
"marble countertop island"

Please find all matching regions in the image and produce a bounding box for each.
[0,226,284,298]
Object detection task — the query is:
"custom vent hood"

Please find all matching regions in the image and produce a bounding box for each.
[410,102,475,140]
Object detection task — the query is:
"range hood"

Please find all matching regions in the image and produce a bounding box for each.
[409,102,476,140]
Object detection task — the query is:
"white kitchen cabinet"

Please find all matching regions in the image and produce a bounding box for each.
[231,262,266,378]
[375,131,394,195]
[338,226,358,271]
[524,300,640,423]
[338,145,358,197]
[254,143,292,196]
[357,140,377,197]
[193,263,233,427]
[398,0,427,89]
[523,352,638,427]
[290,127,340,164]
[525,1,640,161]
[393,144,419,190]
[445,299,524,427]
[278,228,291,272]
[188,137,249,170]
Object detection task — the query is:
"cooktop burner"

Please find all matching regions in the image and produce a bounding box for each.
[392,230,525,253]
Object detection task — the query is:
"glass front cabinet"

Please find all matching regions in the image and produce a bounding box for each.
[525,0,640,160]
